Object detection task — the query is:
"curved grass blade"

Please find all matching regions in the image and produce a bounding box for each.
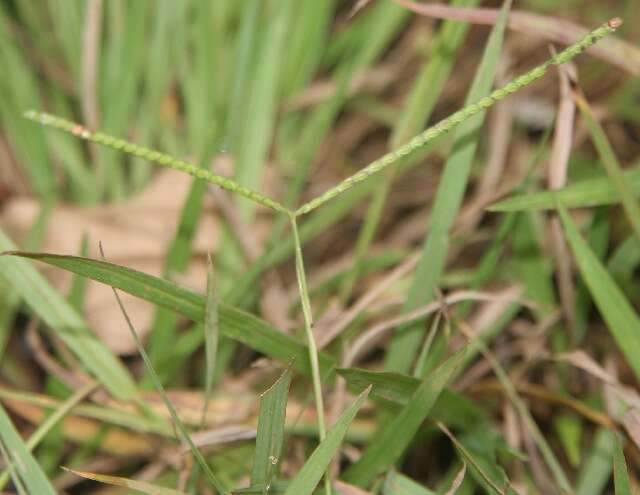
[283,387,370,495]
[383,470,437,495]
[613,435,632,495]
[23,111,290,214]
[3,252,335,376]
[0,231,136,400]
[62,467,186,495]
[0,382,96,490]
[251,365,292,490]
[342,348,467,487]
[295,18,621,216]
[0,403,56,495]
[109,280,228,495]
[385,0,511,374]
[574,90,640,241]
[487,167,640,212]
[558,205,640,381]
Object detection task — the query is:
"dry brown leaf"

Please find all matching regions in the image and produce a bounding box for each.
[445,463,466,495]
[555,350,640,410]
[333,479,373,495]
[394,1,640,75]
[1,398,155,456]
[2,169,220,353]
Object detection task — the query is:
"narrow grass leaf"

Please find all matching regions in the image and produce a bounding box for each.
[146,179,208,381]
[251,365,293,489]
[0,403,56,495]
[342,348,467,487]
[574,91,640,241]
[0,232,136,400]
[576,428,615,495]
[383,470,437,495]
[558,206,640,381]
[283,387,370,495]
[488,166,640,212]
[613,435,632,495]
[4,252,336,376]
[108,280,229,495]
[385,0,511,373]
[62,467,186,495]
[336,367,487,430]
[0,382,96,490]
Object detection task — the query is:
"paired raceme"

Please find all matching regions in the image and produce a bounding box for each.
[24,18,621,219]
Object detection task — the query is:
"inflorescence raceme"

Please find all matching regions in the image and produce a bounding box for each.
[25,18,621,219]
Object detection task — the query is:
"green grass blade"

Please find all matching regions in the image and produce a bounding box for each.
[613,435,632,495]
[0,382,96,490]
[488,166,640,212]
[0,403,56,495]
[385,0,511,373]
[576,428,615,495]
[340,0,480,303]
[146,180,208,382]
[558,205,640,381]
[575,91,640,240]
[383,470,437,495]
[109,280,229,495]
[336,367,487,431]
[0,232,136,400]
[234,0,292,217]
[62,467,186,494]
[3,252,336,377]
[342,348,467,487]
[251,366,293,489]
[283,387,370,495]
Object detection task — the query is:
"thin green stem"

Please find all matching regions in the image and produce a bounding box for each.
[295,18,621,216]
[289,213,330,494]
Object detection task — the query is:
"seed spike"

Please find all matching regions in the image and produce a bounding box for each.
[23,112,290,215]
[295,18,621,216]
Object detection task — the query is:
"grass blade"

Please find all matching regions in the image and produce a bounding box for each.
[613,435,632,495]
[283,387,370,495]
[0,403,56,495]
[488,166,640,212]
[3,252,335,376]
[385,0,511,373]
[251,365,293,489]
[0,232,136,400]
[383,470,437,495]
[558,205,640,381]
[0,382,96,490]
[62,467,186,494]
[574,90,640,241]
[108,276,229,495]
[342,348,467,487]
